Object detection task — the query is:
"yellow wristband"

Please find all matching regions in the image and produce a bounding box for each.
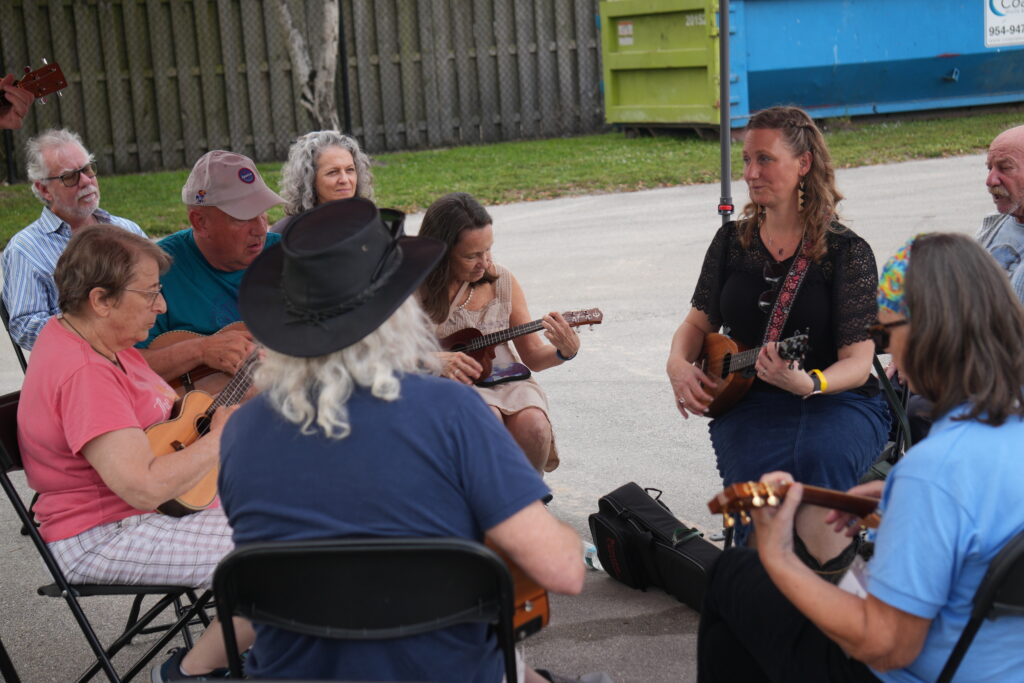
[810,368,828,394]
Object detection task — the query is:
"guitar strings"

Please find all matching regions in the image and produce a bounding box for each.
[463,311,593,352]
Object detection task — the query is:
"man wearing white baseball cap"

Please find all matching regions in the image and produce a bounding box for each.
[137,150,284,386]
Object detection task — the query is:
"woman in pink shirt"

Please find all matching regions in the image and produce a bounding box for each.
[18,224,251,681]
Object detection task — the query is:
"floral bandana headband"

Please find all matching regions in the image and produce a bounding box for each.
[877,235,919,318]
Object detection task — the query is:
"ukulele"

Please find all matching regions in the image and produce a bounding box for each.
[485,541,549,641]
[2,60,67,103]
[707,480,881,530]
[697,331,809,417]
[148,321,248,395]
[146,350,259,517]
[440,308,603,382]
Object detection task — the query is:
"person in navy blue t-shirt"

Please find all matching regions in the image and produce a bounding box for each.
[212,198,584,683]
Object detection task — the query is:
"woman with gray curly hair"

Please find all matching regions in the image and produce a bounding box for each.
[271,130,374,233]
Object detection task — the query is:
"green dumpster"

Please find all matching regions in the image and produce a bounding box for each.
[599,0,722,128]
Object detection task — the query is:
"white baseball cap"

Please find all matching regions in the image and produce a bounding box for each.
[181,150,283,220]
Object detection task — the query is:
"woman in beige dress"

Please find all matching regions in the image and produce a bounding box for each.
[418,193,580,473]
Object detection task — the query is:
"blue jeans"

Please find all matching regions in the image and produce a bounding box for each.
[709,388,888,544]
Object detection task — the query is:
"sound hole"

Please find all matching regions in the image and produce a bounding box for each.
[195,415,212,436]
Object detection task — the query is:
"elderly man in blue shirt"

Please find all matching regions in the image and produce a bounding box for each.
[1,128,144,350]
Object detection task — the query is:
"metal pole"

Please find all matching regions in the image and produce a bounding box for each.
[717,0,733,225]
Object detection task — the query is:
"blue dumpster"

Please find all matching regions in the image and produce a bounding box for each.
[600,0,1024,127]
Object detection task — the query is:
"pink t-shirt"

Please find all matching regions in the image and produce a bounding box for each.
[19,318,178,542]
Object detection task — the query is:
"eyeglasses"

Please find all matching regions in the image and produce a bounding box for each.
[124,285,164,307]
[757,261,788,313]
[43,163,97,187]
[866,319,908,353]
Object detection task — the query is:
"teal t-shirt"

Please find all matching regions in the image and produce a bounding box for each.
[140,229,281,347]
[869,407,1024,683]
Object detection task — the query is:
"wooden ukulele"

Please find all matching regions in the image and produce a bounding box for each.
[3,60,67,103]
[148,321,248,395]
[486,541,549,640]
[146,350,259,517]
[708,480,881,530]
[697,331,809,417]
[440,308,603,383]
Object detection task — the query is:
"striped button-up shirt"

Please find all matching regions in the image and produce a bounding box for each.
[1,207,145,350]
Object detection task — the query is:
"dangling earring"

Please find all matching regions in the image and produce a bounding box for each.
[798,180,806,212]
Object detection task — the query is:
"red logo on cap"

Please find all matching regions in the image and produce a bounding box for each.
[238,168,256,184]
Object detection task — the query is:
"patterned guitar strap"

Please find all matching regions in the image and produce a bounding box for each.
[761,236,813,345]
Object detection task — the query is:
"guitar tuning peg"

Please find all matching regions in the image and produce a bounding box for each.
[739,509,751,525]
[722,514,735,528]
[38,97,47,105]
[42,58,49,64]
[56,91,63,98]
[751,488,764,507]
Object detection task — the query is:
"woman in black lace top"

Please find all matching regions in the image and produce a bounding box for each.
[666,106,888,570]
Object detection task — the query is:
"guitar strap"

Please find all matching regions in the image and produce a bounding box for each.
[761,236,814,345]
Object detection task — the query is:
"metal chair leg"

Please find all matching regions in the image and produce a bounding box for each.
[0,634,21,683]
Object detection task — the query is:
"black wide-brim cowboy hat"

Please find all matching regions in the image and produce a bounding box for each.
[239,197,445,357]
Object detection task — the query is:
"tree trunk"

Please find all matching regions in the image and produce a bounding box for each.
[276,0,341,131]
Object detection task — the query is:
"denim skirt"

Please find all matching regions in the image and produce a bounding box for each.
[708,387,888,541]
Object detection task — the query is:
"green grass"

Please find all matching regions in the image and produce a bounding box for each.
[1,108,1020,247]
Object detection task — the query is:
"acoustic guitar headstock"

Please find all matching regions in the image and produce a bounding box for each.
[707,480,881,530]
[707,481,792,527]
[778,331,809,362]
[563,308,603,328]
[7,60,67,104]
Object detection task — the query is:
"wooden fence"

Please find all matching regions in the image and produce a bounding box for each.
[0,0,604,179]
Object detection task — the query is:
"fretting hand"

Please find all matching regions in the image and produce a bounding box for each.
[0,74,33,130]
[200,330,255,375]
[754,342,814,395]
[542,312,579,359]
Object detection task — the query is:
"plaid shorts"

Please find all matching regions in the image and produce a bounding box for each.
[48,508,234,589]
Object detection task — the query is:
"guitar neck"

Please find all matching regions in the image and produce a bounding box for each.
[708,481,881,528]
[462,319,547,353]
[799,484,880,520]
[204,352,259,417]
[725,345,761,373]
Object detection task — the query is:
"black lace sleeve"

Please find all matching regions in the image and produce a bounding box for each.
[690,223,734,329]
[830,230,879,347]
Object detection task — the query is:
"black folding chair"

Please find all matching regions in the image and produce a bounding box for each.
[214,538,519,683]
[0,632,20,683]
[860,356,913,484]
[936,528,1024,683]
[0,390,212,682]
[0,299,28,374]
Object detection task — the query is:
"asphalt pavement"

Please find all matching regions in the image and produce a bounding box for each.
[0,152,994,682]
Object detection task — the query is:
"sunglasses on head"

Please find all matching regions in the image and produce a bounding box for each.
[757,260,788,314]
[866,319,908,354]
[43,163,97,188]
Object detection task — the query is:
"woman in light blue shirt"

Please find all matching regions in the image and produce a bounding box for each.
[697,232,1024,682]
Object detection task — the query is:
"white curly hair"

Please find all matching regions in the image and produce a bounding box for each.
[278,130,374,216]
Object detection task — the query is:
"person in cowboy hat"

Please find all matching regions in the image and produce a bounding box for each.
[216,197,585,682]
